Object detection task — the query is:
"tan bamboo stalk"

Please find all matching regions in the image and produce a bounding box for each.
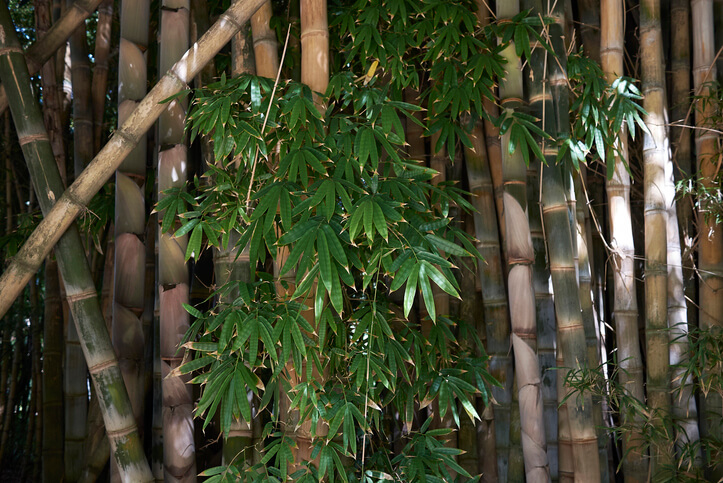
[92,0,114,154]
[42,258,64,483]
[670,0,696,331]
[157,2,195,479]
[35,0,67,185]
[0,0,105,115]
[497,2,549,481]
[465,123,504,482]
[66,8,94,480]
[600,1,647,479]
[692,4,723,477]
[527,161,558,482]
[665,150,702,471]
[545,3,600,480]
[300,0,328,97]
[0,4,154,478]
[113,4,150,480]
[0,0,267,323]
[223,26,256,468]
[251,0,279,78]
[640,0,673,475]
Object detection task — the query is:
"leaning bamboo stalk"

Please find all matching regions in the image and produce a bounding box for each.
[0,3,153,479]
[0,0,105,116]
[465,123,504,483]
[0,0,269,319]
[692,4,723,476]
[640,0,673,475]
[545,3,600,479]
[600,0,647,479]
[497,2,549,481]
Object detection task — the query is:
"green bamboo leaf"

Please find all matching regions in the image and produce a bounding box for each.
[179,356,215,374]
[390,257,416,292]
[290,319,306,358]
[372,201,388,240]
[186,224,203,261]
[403,266,419,318]
[363,200,375,243]
[425,234,469,257]
[317,231,333,292]
[423,261,460,298]
[418,263,435,321]
[321,224,348,268]
[234,371,252,423]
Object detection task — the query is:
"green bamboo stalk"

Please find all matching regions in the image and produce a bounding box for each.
[544,3,600,480]
[42,258,64,483]
[0,0,269,322]
[640,0,673,475]
[465,124,504,483]
[497,2,549,480]
[0,2,153,480]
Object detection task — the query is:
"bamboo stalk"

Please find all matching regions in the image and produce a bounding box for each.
[66,5,93,479]
[300,0,328,97]
[640,0,673,475]
[544,3,600,480]
[251,0,279,78]
[0,0,269,319]
[600,1,647,480]
[92,0,113,154]
[0,3,153,479]
[465,123,504,483]
[41,190,64,481]
[498,2,549,481]
[692,0,723,478]
[577,0,601,62]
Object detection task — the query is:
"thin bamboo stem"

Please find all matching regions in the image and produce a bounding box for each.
[692,1,723,479]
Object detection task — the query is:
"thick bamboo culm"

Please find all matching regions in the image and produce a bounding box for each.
[600,1,647,480]
[157,2,196,480]
[692,1,723,478]
[113,2,150,482]
[497,1,550,480]
[251,0,278,78]
[544,2,600,480]
[0,2,153,480]
[300,0,328,97]
[640,0,673,476]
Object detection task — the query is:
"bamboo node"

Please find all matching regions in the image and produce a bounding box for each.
[0,46,23,56]
[65,289,97,304]
[105,424,139,440]
[88,358,116,375]
[18,133,50,146]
